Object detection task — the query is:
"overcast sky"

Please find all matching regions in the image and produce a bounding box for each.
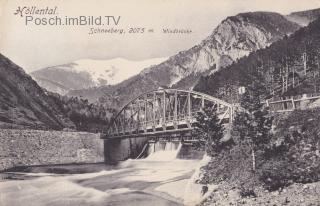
[0,0,320,72]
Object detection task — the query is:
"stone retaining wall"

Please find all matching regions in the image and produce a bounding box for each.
[0,129,104,171]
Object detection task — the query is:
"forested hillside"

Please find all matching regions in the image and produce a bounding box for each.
[195,17,320,103]
[0,53,114,132]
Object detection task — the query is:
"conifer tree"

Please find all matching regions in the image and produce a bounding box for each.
[232,82,273,171]
[193,104,225,156]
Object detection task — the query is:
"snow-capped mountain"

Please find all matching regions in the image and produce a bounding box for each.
[31,57,167,95]
[68,11,301,107]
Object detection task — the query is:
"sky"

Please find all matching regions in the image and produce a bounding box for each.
[0,0,320,73]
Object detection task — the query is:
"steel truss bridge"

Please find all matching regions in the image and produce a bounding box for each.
[103,89,236,139]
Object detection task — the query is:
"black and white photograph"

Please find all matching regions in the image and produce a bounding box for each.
[1,0,320,205]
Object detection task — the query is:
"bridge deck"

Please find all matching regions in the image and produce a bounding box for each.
[103,113,231,139]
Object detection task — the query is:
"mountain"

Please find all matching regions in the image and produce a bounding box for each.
[0,53,114,131]
[286,8,320,26]
[0,53,74,129]
[194,17,320,103]
[31,57,167,95]
[69,11,301,108]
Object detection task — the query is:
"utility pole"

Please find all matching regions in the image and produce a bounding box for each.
[292,67,295,88]
[281,67,285,93]
[285,57,289,92]
[303,52,307,76]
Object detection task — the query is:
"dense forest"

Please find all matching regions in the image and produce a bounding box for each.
[49,93,116,133]
[195,17,320,103]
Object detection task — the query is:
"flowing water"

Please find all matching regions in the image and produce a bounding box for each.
[0,142,200,206]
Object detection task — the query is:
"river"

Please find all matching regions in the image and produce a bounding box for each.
[0,142,201,206]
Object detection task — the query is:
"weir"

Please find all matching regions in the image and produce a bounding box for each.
[104,137,205,162]
[146,141,182,161]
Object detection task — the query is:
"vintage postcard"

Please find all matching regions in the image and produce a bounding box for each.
[1,0,320,205]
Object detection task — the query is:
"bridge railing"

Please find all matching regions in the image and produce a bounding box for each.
[267,94,320,112]
[107,108,233,137]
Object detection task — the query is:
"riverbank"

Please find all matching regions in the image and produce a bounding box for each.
[185,154,320,206]
[195,108,320,206]
[199,181,320,205]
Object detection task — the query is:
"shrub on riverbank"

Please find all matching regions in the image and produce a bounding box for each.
[199,108,320,195]
[259,108,320,190]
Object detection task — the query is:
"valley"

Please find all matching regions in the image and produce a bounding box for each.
[1,5,320,206]
[56,9,319,109]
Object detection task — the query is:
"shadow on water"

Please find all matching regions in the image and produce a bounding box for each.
[4,162,117,174]
[1,162,119,182]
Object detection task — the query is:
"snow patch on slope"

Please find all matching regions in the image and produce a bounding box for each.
[71,57,167,86]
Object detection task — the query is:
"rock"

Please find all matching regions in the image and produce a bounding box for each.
[201,185,209,195]
[284,197,290,204]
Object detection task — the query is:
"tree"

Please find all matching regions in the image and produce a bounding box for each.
[193,104,225,156]
[232,83,273,172]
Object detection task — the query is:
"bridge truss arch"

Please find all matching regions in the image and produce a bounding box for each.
[104,89,235,139]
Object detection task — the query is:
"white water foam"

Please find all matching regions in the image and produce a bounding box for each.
[146,142,182,161]
[183,154,217,206]
[0,170,133,206]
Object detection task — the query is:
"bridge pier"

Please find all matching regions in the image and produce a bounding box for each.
[104,137,148,163]
[177,143,204,159]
